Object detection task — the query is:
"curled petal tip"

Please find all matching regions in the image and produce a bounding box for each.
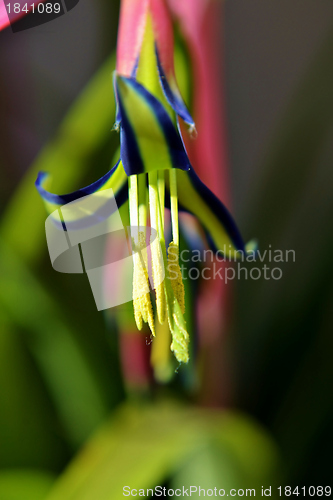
[114,71,125,85]
[35,171,49,186]
[189,124,198,139]
[245,239,258,255]
[35,160,128,217]
[115,74,134,95]
[155,46,195,127]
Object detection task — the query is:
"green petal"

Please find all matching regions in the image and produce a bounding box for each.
[174,168,256,260]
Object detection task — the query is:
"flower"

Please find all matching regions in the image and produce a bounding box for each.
[36,0,255,365]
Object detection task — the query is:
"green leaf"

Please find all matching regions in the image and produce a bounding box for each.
[0,53,116,266]
[0,240,109,446]
[0,470,55,500]
[173,412,280,498]
[0,310,67,468]
[45,402,279,500]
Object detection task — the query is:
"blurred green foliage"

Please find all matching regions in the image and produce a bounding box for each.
[0,470,55,500]
[45,402,278,500]
[236,22,333,486]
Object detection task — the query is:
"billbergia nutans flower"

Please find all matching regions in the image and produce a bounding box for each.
[36,0,256,365]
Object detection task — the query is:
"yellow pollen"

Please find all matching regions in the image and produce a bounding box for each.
[133,298,143,331]
[169,310,189,364]
[132,231,155,336]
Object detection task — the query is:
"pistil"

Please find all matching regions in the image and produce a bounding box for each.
[149,171,166,325]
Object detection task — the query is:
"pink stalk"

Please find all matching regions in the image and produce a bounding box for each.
[169,0,234,405]
[116,0,174,77]
[168,0,230,203]
[116,0,149,76]
[116,0,185,101]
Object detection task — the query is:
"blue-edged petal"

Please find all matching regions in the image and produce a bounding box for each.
[114,57,139,130]
[115,73,191,176]
[35,160,128,229]
[155,46,195,129]
[168,167,257,260]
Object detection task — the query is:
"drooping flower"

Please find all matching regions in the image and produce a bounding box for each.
[36,0,255,365]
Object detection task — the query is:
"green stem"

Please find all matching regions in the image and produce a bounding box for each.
[157,170,165,231]
[169,169,179,246]
[148,171,158,232]
[149,172,175,306]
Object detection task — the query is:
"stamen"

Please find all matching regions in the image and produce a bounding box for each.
[133,273,143,330]
[129,175,139,235]
[129,175,155,336]
[168,169,185,313]
[169,169,179,246]
[149,171,166,324]
[132,232,155,336]
[138,173,148,269]
[157,170,165,230]
[150,171,189,364]
[167,242,185,314]
[152,238,166,324]
[138,173,148,232]
[170,308,190,364]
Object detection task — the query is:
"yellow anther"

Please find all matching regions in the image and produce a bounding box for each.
[133,298,143,331]
[133,256,144,330]
[137,230,148,268]
[169,313,189,364]
[132,231,155,336]
[138,274,155,336]
[155,282,166,325]
[167,301,189,364]
[167,242,185,314]
[170,341,189,364]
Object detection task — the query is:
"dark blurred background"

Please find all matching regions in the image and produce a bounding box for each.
[1,0,333,495]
